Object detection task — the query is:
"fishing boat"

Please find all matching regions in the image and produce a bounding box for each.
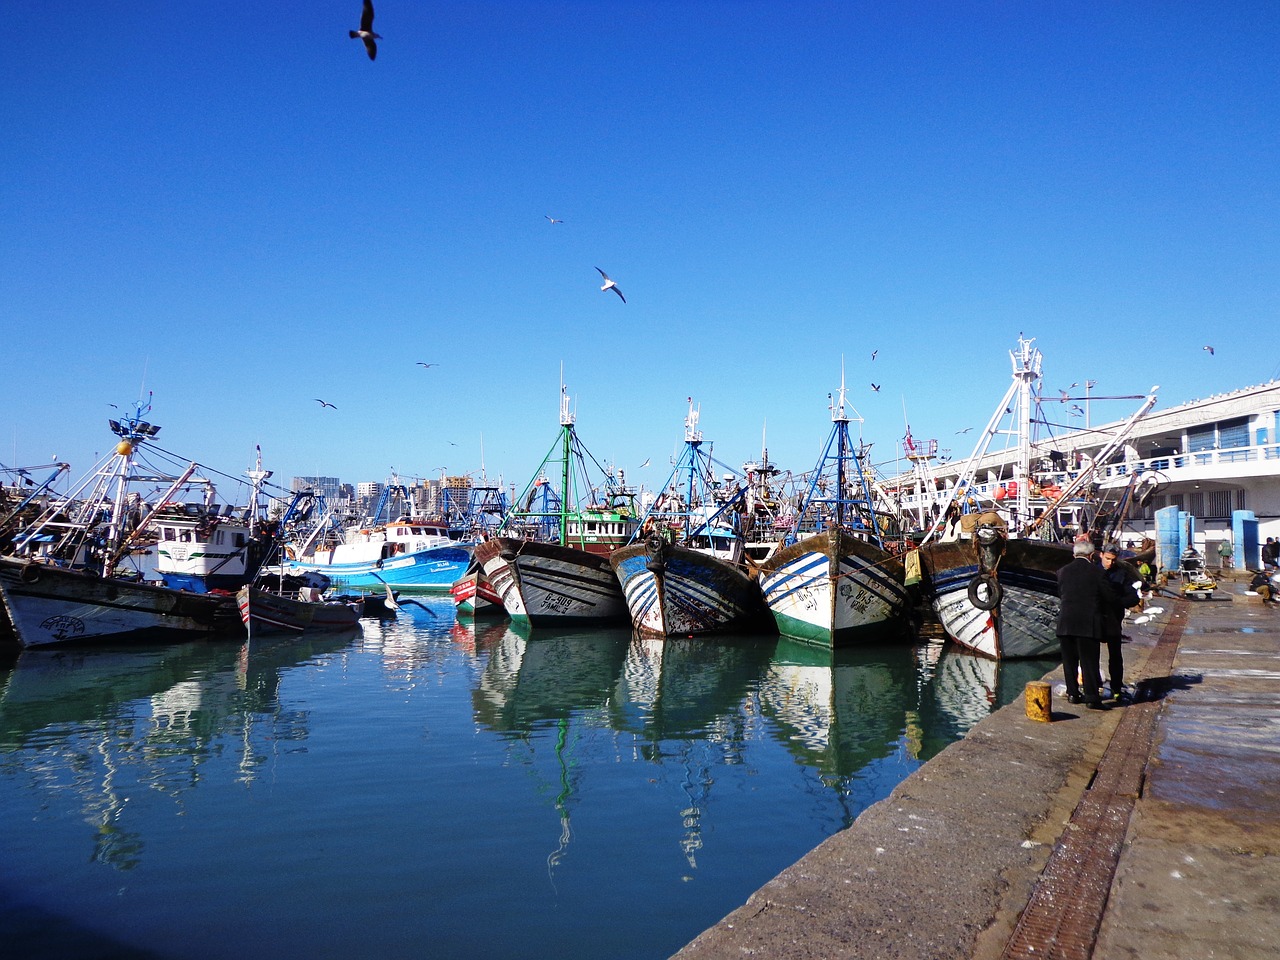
[0,402,243,648]
[284,478,471,594]
[152,446,283,593]
[449,557,504,617]
[609,399,772,638]
[910,336,1158,658]
[756,377,910,648]
[235,584,362,636]
[473,382,638,627]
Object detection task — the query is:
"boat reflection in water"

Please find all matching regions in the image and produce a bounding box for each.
[0,632,359,870]
[759,637,1056,824]
[0,613,1057,960]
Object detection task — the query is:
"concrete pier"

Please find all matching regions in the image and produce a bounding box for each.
[673,572,1280,960]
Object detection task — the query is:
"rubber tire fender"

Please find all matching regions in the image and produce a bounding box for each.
[20,563,40,583]
[967,572,1002,611]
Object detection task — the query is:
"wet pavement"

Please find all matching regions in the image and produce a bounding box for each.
[672,570,1280,960]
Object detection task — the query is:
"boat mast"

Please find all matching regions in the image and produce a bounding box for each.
[559,379,574,546]
[246,445,272,539]
[683,397,702,518]
[1010,335,1042,532]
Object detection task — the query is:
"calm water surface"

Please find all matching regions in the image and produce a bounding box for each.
[0,599,1053,960]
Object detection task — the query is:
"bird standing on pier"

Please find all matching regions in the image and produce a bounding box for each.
[596,267,625,302]
[350,0,380,60]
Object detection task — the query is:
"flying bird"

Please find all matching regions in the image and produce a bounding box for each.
[1203,345,1214,355]
[1070,404,1084,416]
[544,215,564,224]
[595,267,625,302]
[315,399,337,410]
[956,427,973,434]
[1059,389,1070,403]
[639,458,651,468]
[416,362,438,368]
[870,383,881,392]
[349,0,380,61]
[870,350,878,361]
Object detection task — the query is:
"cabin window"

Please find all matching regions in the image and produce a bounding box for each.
[181,530,193,542]
[235,534,246,547]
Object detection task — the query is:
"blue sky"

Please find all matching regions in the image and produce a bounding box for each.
[3,2,1277,503]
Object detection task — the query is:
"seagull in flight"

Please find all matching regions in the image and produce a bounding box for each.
[870,350,878,361]
[349,0,380,61]
[956,426,973,434]
[870,383,881,392]
[544,215,564,224]
[1203,345,1215,355]
[315,399,337,410]
[639,458,651,468]
[416,362,438,368]
[1069,404,1084,416]
[595,267,625,302]
[1059,389,1070,403]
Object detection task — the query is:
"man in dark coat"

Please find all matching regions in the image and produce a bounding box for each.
[1056,539,1108,708]
[1099,543,1140,703]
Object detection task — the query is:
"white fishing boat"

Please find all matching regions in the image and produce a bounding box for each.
[910,336,1158,658]
[0,401,243,648]
[757,376,910,648]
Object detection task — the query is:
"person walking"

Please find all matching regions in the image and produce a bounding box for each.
[1056,539,1108,708]
[1099,543,1140,704]
[1218,538,1234,571]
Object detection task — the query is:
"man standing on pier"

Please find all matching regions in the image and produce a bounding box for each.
[1098,543,1140,704]
[1056,539,1107,708]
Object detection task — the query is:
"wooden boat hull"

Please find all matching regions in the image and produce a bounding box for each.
[610,539,771,638]
[473,538,628,626]
[916,539,1069,659]
[0,557,238,649]
[757,530,910,648]
[449,566,504,618]
[235,586,362,635]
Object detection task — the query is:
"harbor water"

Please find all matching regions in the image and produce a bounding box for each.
[0,600,1053,960]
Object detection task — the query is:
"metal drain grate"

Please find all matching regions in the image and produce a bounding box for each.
[1000,609,1186,959]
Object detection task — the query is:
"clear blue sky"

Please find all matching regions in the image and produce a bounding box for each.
[3,2,1277,502]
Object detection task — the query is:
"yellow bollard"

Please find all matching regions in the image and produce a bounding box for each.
[1025,681,1052,722]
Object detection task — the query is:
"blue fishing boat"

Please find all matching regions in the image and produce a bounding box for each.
[609,399,772,638]
[285,479,471,594]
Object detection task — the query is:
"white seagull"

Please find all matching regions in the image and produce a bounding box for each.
[595,267,625,302]
[315,399,337,410]
[1203,345,1215,355]
[350,0,380,61]
[544,215,564,224]
[416,362,438,368]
